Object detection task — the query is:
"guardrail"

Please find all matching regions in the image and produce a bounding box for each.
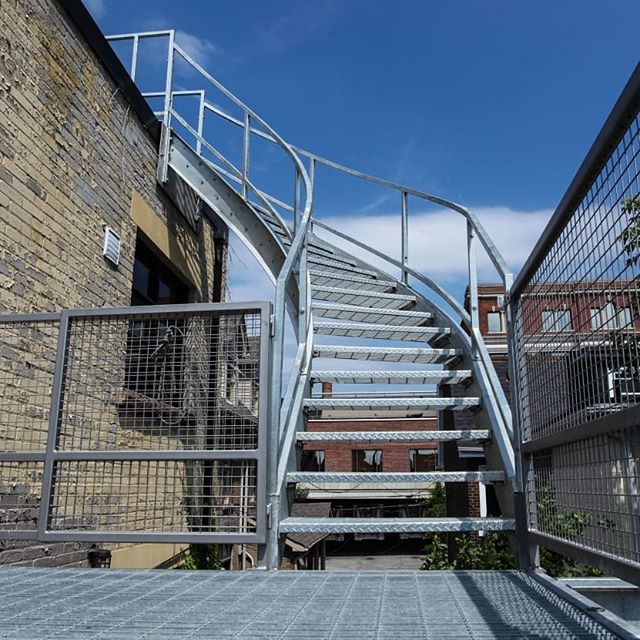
[0,303,271,543]
[510,63,640,583]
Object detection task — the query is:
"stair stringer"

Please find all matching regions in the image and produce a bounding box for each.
[167,132,300,318]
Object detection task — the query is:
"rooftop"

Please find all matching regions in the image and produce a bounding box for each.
[0,568,632,639]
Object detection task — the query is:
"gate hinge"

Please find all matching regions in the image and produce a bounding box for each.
[266,503,272,529]
[270,314,275,337]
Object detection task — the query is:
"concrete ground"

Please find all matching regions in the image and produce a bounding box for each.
[325,553,422,570]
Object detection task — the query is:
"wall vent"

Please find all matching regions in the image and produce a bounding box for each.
[102,226,121,267]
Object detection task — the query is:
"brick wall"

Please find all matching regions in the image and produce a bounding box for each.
[306,418,438,472]
[0,0,228,567]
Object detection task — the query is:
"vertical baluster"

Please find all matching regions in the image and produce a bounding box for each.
[242,112,251,198]
[401,191,409,284]
[467,220,480,358]
[196,91,205,156]
[130,35,139,82]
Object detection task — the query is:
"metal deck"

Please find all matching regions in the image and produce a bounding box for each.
[0,568,630,639]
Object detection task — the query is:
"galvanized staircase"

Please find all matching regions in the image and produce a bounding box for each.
[107,30,519,570]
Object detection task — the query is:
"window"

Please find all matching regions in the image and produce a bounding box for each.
[487,312,503,333]
[409,449,436,472]
[541,309,572,332]
[352,450,382,472]
[125,237,191,400]
[590,303,632,330]
[131,237,190,306]
[301,450,325,472]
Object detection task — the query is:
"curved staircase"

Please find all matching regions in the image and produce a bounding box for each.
[107,30,520,569]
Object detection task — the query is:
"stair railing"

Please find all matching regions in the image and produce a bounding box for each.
[106,30,314,568]
[106,30,518,566]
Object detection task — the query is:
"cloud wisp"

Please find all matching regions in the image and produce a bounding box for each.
[84,0,106,18]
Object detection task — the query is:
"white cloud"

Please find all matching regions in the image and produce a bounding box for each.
[84,0,105,18]
[175,30,223,64]
[313,206,552,284]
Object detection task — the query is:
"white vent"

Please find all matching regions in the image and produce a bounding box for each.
[102,226,121,267]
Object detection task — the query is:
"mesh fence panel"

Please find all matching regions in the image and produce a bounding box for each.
[513,97,640,569]
[59,311,261,451]
[0,305,267,542]
[48,459,257,534]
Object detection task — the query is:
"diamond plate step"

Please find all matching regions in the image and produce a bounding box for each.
[313,344,462,364]
[309,270,396,290]
[279,517,515,534]
[304,397,479,411]
[288,470,505,483]
[307,257,378,277]
[312,302,432,325]
[296,429,490,442]
[313,321,449,342]
[311,369,470,385]
[311,286,416,310]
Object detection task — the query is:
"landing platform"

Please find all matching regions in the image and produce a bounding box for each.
[0,568,634,639]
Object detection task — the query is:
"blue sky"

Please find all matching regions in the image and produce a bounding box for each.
[87,0,640,304]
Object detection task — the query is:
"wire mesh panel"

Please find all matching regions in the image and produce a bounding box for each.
[511,69,640,578]
[0,303,269,544]
[0,316,59,536]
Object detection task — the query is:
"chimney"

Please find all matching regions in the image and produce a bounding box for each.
[321,382,333,398]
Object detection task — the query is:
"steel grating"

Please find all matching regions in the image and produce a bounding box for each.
[303,397,480,411]
[310,369,470,385]
[309,269,396,290]
[311,285,416,309]
[312,321,449,341]
[296,429,490,442]
[313,344,462,364]
[312,302,432,325]
[0,568,626,639]
[279,516,515,533]
[288,470,504,483]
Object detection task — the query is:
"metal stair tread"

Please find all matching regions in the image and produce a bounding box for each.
[311,369,470,384]
[279,517,515,533]
[312,302,432,325]
[288,470,505,483]
[313,344,461,363]
[296,429,490,442]
[309,269,396,290]
[304,397,479,410]
[311,286,416,309]
[307,256,378,276]
[313,321,449,341]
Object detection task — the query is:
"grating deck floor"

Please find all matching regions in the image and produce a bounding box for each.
[0,568,626,639]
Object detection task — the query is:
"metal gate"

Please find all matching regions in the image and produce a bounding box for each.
[0,302,270,544]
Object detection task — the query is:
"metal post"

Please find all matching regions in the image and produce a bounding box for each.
[38,312,70,539]
[196,91,205,156]
[130,35,139,81]
[242,112,251,198]
[157,31,175,184]
[309,158,316,216]
[401,191,409,285]
[466,220,480,359]
[267,292,286,569]
[293,168,301,233]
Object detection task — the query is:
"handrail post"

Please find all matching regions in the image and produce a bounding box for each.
[130,35,139,81]
[293,168,301,233]
[196,91,205,156]
[157,30,175,184]
[466,220,480,359]
[401,191,409,285]
[242,112,250,198]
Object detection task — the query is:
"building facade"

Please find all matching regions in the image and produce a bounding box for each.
[0,0,230,568]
